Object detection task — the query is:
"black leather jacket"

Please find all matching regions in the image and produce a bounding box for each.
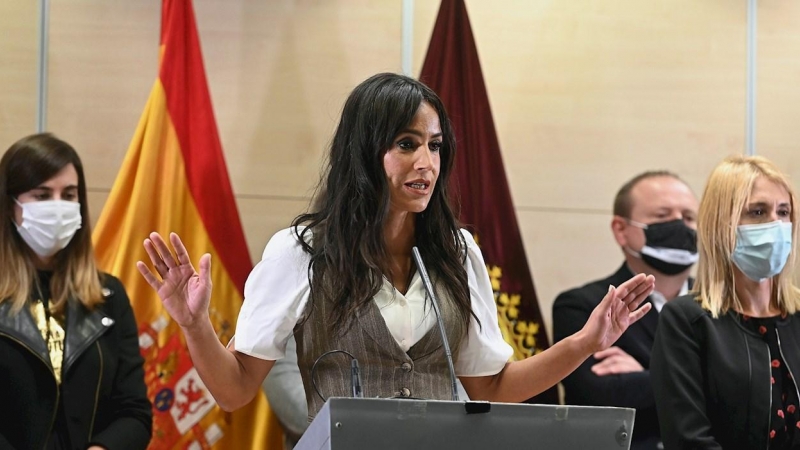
[0,274,151,450]
[652,295,800,450]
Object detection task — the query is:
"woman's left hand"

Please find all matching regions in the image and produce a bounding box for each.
[579,273,655,354]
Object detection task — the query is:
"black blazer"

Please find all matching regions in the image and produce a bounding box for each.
[553,263,679,450]
[0,273,152,450]
[652,295,800,450]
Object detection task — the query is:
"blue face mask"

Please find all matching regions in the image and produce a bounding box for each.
[732,220,793,281]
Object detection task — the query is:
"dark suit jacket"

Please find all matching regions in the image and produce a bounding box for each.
[553,264,688,450]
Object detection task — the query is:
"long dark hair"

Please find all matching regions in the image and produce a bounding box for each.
[292,73,472,334]
[0,133,103,313]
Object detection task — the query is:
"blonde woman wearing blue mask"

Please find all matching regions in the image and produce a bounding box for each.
[651,155,800,450]
[0,134,151,450]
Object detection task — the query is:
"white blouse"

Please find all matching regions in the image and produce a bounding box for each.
[234,227,513,377]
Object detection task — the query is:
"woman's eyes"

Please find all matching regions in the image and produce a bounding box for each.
[747,208,763,216]
[745,208,792,218]
[30,192,78,201]
[397,140,415,150]
[396,139,443,152]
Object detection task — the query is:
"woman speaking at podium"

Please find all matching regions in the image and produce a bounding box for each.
[138,73,654,419]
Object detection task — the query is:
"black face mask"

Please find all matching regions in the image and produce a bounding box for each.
[629,219,698,275]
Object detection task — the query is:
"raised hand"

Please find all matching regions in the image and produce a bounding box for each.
[137,232,213,330]
[591,346,644,375]
[580,273,654,354]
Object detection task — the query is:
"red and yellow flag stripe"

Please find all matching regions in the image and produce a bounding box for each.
[93,0,282,448]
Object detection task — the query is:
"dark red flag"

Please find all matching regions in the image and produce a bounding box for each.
[420,0,558,404]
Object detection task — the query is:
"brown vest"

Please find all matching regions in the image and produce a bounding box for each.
[295,284,467,420]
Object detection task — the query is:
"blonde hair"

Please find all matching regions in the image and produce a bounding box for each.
[0,133,103,314]
[695,155,800,317]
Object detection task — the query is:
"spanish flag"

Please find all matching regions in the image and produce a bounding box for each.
[92,0,282,448]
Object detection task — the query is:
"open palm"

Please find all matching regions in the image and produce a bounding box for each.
[137,232,213,329]
[582,273,654,353]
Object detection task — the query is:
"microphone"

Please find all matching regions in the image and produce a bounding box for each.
[412,246,459,402]
[310,349,364,401]
[350,358,363,398]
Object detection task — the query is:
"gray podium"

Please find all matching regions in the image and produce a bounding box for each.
[295,398,635,450]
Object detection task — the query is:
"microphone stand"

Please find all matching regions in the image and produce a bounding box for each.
[412,246,459,402]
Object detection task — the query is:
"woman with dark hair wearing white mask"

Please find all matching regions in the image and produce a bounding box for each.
[0,133,151,450]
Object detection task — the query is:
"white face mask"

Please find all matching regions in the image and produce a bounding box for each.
[14,199,82,257]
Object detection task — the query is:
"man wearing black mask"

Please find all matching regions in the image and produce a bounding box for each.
[553,171,698,450]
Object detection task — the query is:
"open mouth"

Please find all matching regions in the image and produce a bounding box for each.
[406,181,429,190]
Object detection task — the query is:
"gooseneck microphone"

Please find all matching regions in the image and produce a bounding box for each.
[411,246,459,402]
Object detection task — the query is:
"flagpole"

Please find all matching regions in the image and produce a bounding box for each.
[745,0,757,156]
[401,0,414,76]
[36,0,50,133]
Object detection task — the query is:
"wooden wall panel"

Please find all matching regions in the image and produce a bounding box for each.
[0,2,38,147]
[757,1,800,190]
[47,1,160,189]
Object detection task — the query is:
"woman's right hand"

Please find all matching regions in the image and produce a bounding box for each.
[137,232,213,330]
